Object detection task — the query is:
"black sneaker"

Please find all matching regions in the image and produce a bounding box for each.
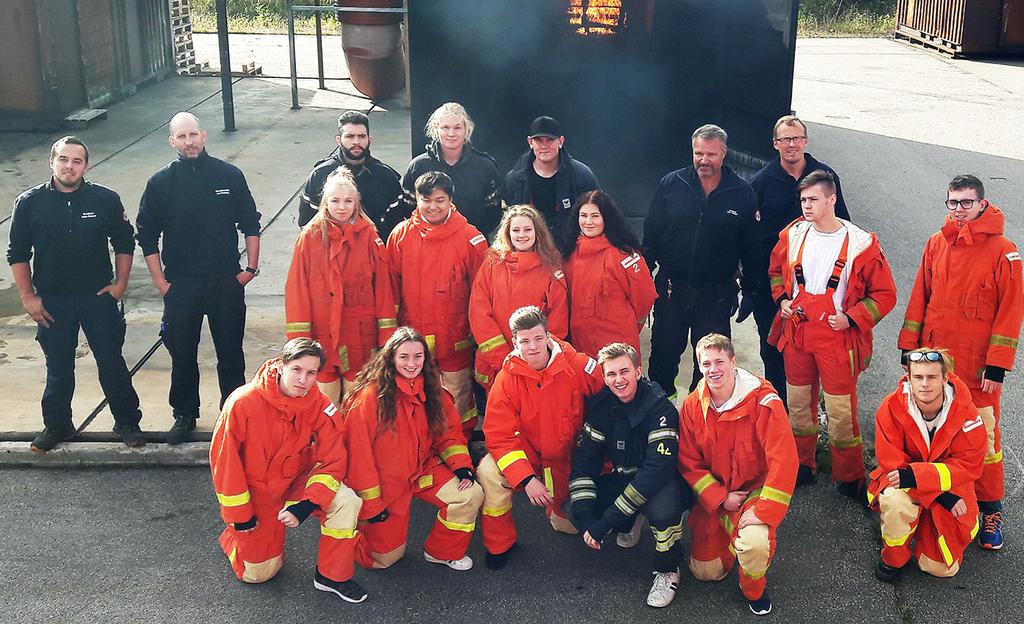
[113,423,146,448]
[30,425,76,453]
[748,592,772,616]
[485,543,517,571]
[165,415,197,446]
[837,480,869,508]
[875,559,903,583]
[795,465,817,488]
[313,570,367,603]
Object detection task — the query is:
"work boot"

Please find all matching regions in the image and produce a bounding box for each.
[795,465,817,488]
[485,543,517,571]
[113,423,146,448]
[748,591,772,616]
[30,424,76,453]
[874,559,903,583]
[424,552,473,571]
[646,568,679,608]
[165,414,197,446]
[616,514,645,548]
[978,503,1004,550]
[837,480,868,508]
[313,569,367,603]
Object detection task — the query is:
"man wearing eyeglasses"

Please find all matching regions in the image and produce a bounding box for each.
[898,174,1023,550]
[869,348,985,581]
[749,116,849,420]
[768,169,897,502]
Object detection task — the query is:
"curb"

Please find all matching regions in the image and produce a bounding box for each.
[0,441,210,467]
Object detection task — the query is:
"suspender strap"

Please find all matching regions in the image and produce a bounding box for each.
[794,228,850,293]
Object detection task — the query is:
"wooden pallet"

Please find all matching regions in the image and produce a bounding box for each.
[894,25,962,57]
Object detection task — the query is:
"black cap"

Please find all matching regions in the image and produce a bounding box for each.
[528,116,562,139]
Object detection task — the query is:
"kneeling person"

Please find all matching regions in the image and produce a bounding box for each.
[678,334,797,616]
[210,338,366,603]
[870,349,986,581]
[570,343,692,608]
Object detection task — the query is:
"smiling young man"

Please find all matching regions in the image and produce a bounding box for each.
[569,343,691,607]
[477,306,604,570]
[898,174,1023,550]
[767,169,896,498]
[387,171,488,436]
[678,334,797,616]
[8,136,144,452]
[210,338,366,602]
[869,348,986,581]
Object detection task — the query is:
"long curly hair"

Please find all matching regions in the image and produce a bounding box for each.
[491,204,562,270]
[309,167,376,248]
[559,190,641,257]
[341,327,448,438]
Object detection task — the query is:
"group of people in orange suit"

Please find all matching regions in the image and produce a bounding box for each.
[206,106,1021,615]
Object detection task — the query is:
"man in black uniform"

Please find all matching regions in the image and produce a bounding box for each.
[137,112,262,445]
[297,110,407,238]
[643,124,764,397]
[7,136,144,452]
[749,115,849,406]
[504,116,600,246]
[569,343,691,608]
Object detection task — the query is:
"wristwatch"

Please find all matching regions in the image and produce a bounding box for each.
[244,266,260,277]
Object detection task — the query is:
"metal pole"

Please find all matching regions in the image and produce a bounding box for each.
[315,0,326,90]
[215,0,236,131]
[288,0,301,109]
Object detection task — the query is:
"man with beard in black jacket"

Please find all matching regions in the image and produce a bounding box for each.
[504,116,599,246]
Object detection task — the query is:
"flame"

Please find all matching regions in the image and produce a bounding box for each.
[568,0,623,36]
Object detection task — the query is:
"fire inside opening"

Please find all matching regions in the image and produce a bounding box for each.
[567,0,624,36]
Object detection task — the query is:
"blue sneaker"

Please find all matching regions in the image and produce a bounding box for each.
[749,592,772,616]
[979,511,1003,550]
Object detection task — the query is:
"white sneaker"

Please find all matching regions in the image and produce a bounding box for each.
[617,514,645,548]
[647,569,680,608]
[424,552,474,571]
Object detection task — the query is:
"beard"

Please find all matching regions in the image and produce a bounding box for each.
[340,144,368,163]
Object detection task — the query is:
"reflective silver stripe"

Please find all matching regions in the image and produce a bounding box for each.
[584,422,606,442]
[647,428,678,444]
[570,491,597,502]
[568,476,596,491]
[614,495,638,516]
[623,483,647,507]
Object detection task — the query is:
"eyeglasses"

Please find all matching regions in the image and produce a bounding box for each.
[908,351,943,362]
[945,198,982,211]
[773,136,806,145]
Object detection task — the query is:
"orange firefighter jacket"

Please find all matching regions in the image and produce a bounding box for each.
[868,373,985,529]
[342,375,472,519]
[387,208,488,370]
[210,358,347,524]
[678,368,798,528]
[469,250,569,386]
[483,336,605,488]
[768,218,897,373]
[897,206,1023,386]
[284,217,397,379]
[565,234,657,358]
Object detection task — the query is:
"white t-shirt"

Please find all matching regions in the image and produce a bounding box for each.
[793,225,849,311]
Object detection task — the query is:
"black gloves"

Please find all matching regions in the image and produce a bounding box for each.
[235,516,257,532]
[453,468,475,483]
[367,509,390,524]
[285,500,318,525]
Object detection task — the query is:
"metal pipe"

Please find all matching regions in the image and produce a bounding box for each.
[215,0,236,131]
[292,6,405,13]
[288,0,300,109]
[315,0,326,90]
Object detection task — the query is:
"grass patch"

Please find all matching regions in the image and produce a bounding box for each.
[188,1,340,35]
[799,11,896,37]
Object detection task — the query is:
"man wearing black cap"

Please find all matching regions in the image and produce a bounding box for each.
[504,116,599,245]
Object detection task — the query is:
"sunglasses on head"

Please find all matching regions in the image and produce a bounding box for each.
[908,351,943,362]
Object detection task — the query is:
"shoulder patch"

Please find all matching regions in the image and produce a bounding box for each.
[620,253,641,270]
[1006,251,1021,262]
[324,403,338,417]
[470,234,487,246]
[373,237,385,247]
[584,357,597,375]
[759,393,782,407]
[962,414,984,433]
[553,270,565,280]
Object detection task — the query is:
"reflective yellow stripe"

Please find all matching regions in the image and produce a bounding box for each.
[720,514,735,534]
[760,486,792,506]
[460,407,478,423]
[437,512,475,533]
[614,495,637,516]
[356,486,381,500]
[496,450,528,471]
[990,335,1019,348]
[793,425,819,437]
[984,450,1003,464]
[306,474,340,492]
[883,532,913,547]
[338,345,349,373]
[832,435,863,449]
[544,467,554,497]
[454,338,474,351]
[483,503,512,517]
[478,334,508,353]
[862,297,882,323]
[770,276,784,287]
[937,534,954,566]
[440,445,469,461]
[285,321,312,333]
[902,320,922,332]
[970,518,981,539]
[623,483,646,507]
[693,473,718,496]
[474,372,490,384]
[285,500,300,507]
[228,546,237,563]
[867,490,876,505]
[425,334,436,353]
[418,474,434,489]
[217,491,251,507]
[652,522,684,552]
[933,463,952,492]
[321,526,356,540]
[378,318,397,329]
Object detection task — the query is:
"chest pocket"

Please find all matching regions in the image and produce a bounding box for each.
[438,266,469,310]
[729,421,763,483]
[74,212,107,249]
[962,283,997,321]
[279,443,314,479]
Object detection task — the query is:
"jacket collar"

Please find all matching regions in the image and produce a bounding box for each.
[941,204,1005,246]
[697,367,761,420]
